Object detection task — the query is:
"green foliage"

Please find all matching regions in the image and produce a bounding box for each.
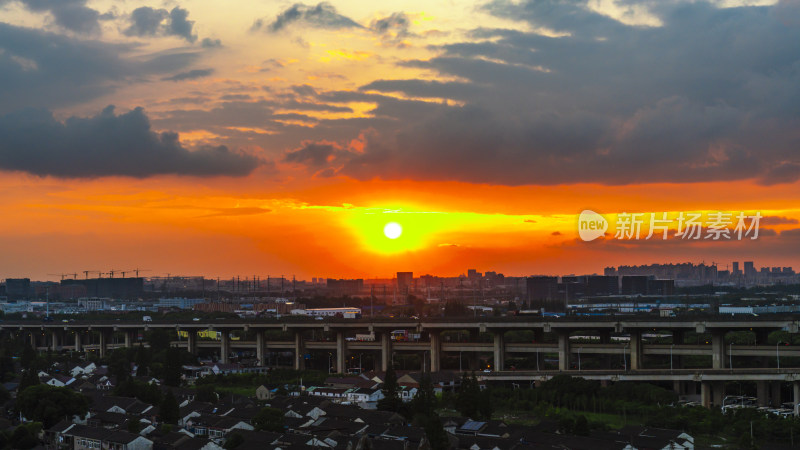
[115,378,163,404]
[159,390,180,425]
[8,422,42,449]
[223,432,244,449]
[195,384,218,403]
[455,372,491,419]
[253,407,284,432]
[377,367,402,412]
[194,369,326,390]
[16,385,89,428]
[410,374,437,418]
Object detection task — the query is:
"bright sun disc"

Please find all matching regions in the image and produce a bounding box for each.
[383,222,402,239]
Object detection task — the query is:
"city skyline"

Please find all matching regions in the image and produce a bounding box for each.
[1,0,800,280]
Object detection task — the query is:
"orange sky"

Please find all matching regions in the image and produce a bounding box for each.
[1,0,799,280]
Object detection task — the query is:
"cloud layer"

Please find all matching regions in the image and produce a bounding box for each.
[0,106,260,177]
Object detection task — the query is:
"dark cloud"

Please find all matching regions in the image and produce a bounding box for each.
[201,207,271,218]
[201,37,223,48]
[371,12,413,42]
[290,1,800,186]
[761,216,800,226]
[3,0,104,34]
[0,106,261,178]
[254,2,362,32]
[0,23,201,113]
[125,5,197,42]
[284,142,341,167]
[161,68,214,82]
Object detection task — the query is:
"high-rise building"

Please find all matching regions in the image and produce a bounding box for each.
[397,272,413,294]
[732,262,741,276]
[586,275,619,296]
[621,276,649,295]
[744,261,756,279]
[526,276,561,312]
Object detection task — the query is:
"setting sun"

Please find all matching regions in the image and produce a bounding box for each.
[384,222,403,240]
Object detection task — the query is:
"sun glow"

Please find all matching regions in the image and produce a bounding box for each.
[384,222,402,239]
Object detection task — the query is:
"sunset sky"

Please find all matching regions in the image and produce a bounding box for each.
[1,0,799,280]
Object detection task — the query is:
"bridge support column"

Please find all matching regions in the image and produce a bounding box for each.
[50,331,60,351]
[99,330,109,358]
[711,330,726,369]
[701,382,711,408]
[336,331,346,373]
[630,330,642,370]
[672,380,683,396]
[430,331,441,373]
[294,331,305,370]
[256,331,265,366]
[74,331,83,352]
[186,330,197,355]
[493,331,505,371]
[380,332,392,371]
[220,330,230,364]
[558,331,570,371]
[794,383,800,416]
[124,330,133,348]
[712,382,724,407]
[757,381,769,407]
[771,381,782,408]
[29,332,37,349]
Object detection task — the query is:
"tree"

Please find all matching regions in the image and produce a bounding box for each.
[253,407,284,432]
[455,372,480,418]
[421,413,450,450]
[9,423,41,449]
[20,345,37,369]
[16,385,89,428]
[377,366,402,412]
[574,414,590,436]
[476,387,494,420]
[223,432,244,449]
[135,344,149,377]
[196,384,218,403]
[410,374,437,418]
[159,390,180,425]
[163,347,183,387]
[148,330,171,354]
[19,369,39,391]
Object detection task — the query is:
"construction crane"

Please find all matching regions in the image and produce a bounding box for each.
[133,268,151,278]
[47,273,77,281]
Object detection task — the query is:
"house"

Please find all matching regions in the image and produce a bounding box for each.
[63,425,153,450]
[208,363,243,376]
[185,414,254,440]
[306,386,350,401]
[43,375,76,387]
[345,388,384,408]
[70,362,97,378]
[399,386,418,402]
[255,385,276,401]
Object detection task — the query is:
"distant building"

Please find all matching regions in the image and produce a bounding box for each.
[5,278,31,298]
[396,272,413,294]
[326,278,364,295]
[62,277,143,299]
[586,275,619,296]
[157,297,205,309]
[744,261,756,279]
[621,276,650,296]
[732,262,741,277]
[526,276,562,312]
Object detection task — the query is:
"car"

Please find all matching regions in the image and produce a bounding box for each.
[483,368,492,373]
[42,316,54,322]
[192,317,200,321]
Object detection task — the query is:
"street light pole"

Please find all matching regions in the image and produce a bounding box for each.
[729,342,733,369]
[777,341,782,369]
[578,347,582,371]
[623,343,628,371]
[670,344,674,372]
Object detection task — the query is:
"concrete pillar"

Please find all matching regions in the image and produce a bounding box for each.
[74,330,83,352]
[771,381,782,408]
[220,330,230,364]
[701,382,711,408]
[599,330,611,344]
[757,381,769,407]
[430,331,441,373]
[294,331,305,370]
[380,332,392,371]
[99,331,109,358]
[256,331,265,366]
[794,382,800,416]
[711,330,726,369]
[50,331,60,351]
[336,331,346,373]
[630,330,643,370]
[493,331,505,371]
[672,330,685,345]
[712,381,724,407]
[673,380,683,396]
[124,330,133,348]
[187,330,197,355]
[558,331,570,371]
[29,332,37,349]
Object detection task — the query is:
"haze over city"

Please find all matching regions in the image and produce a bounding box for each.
[1,0,800,281]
